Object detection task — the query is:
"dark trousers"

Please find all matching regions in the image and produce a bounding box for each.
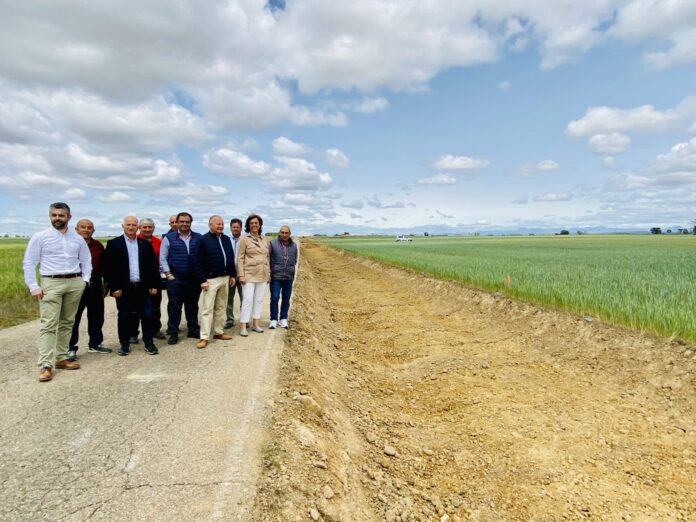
[69,283,105,352]
[166,277,201,335]
[226,280,243,324]
[269,279,294,321]
[116,284,154,347]
[132,288,162,337]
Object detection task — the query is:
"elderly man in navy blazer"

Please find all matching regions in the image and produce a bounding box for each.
[194,215,237,349]
[103,215,160,356]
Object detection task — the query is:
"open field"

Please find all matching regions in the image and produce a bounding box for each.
[0,238,118,329]
[0,239,36,328]
[318,234,696,342]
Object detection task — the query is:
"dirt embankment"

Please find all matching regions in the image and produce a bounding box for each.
[252,241,696,521]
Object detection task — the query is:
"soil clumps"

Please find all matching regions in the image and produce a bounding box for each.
[252,241,696,521]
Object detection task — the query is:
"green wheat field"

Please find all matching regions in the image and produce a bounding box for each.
[0,239,38,328]
[318,235,696,342]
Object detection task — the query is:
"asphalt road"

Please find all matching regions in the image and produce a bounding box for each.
[0,293,283,521]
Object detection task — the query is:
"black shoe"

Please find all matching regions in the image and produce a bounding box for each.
[129,336,139,344]
[224,320,235,329]
[154,330,166,340]
[186,330,200,339]
[118,346,130,356]
[145,344,159,355]
[88,344,113,354]
[167,334,178,345]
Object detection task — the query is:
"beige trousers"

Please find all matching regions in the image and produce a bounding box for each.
[38,277,86,368]
[198,276,230,340]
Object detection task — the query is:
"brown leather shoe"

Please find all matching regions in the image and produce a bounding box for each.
[55,359,80,370]
[38,367,53,382]
[213,333,233,340]
[196,339,208,349]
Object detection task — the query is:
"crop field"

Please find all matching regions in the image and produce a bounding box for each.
[317,234,696,342]
[0,239,37,328]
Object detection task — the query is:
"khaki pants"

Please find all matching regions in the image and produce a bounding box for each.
[38,277,85,368]
[198,276,230,340]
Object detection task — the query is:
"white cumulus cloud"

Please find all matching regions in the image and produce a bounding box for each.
[272,136,312,157]
[588,133,631,155]
[62,187,86,200]
[567,96,696,137]
[536,160,559,171]
[97,191,133,203]
[266,157,332,192]
[434,154,490,170]
[325,148,350,168]
[203,148,271,177]
[533,192,572,202]
[416,173,458,185]
[353,96,389,114]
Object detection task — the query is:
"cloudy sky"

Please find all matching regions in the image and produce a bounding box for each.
[2,0,696,236]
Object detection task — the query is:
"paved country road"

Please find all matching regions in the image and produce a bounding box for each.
[0,295,283,521]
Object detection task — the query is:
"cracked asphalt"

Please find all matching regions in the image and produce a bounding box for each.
[0,294,283,521]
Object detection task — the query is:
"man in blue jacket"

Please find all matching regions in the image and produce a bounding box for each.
[160,212,202,345]
[194,215,237,348]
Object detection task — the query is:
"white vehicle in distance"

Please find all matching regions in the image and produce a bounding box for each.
[395,235,412,242]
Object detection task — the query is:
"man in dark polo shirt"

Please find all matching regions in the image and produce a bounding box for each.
[68,219,112,360]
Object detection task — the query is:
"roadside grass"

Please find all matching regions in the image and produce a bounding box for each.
[0,239,37,328]
[317,235,696,342]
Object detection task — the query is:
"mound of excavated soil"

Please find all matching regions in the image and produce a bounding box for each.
[252,242,696,521]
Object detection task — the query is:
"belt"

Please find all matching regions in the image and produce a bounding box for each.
[43,273,81,279]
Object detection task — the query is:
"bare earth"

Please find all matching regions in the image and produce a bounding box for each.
[252,241,696,521]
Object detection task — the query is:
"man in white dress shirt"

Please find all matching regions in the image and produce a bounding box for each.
[23,202,91,382]
[224,218,244,329]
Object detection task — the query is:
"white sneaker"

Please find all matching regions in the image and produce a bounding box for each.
[269,320,277,329]
[279,319,288,329]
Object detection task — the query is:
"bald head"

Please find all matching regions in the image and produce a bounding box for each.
[122,215,138,239]
[168,214,178,231]
[75,219,95,241]
[209,215,224,235]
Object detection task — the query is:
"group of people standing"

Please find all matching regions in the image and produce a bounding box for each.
[22,202,299,382]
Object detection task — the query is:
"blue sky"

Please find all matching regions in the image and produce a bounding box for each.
[1,1,696,236]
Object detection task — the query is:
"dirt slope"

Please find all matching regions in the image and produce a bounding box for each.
[252,241,696,521]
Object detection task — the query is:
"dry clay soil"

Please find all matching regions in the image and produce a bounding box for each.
[252,241,696,521]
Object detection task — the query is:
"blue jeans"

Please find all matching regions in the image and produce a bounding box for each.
[269,279,293,321]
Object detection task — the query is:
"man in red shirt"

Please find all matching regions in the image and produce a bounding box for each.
[68,219,111,359]
[133,218,166,340]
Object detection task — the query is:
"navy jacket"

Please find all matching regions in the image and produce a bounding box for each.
[164,230,201,278]
[269,238,298,281]
[195,232,236,283]
[103,236,160,293]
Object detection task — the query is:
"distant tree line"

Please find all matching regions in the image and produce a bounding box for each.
[650,225,696,235]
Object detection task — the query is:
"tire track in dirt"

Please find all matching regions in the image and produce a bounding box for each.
[253,241,696,521]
